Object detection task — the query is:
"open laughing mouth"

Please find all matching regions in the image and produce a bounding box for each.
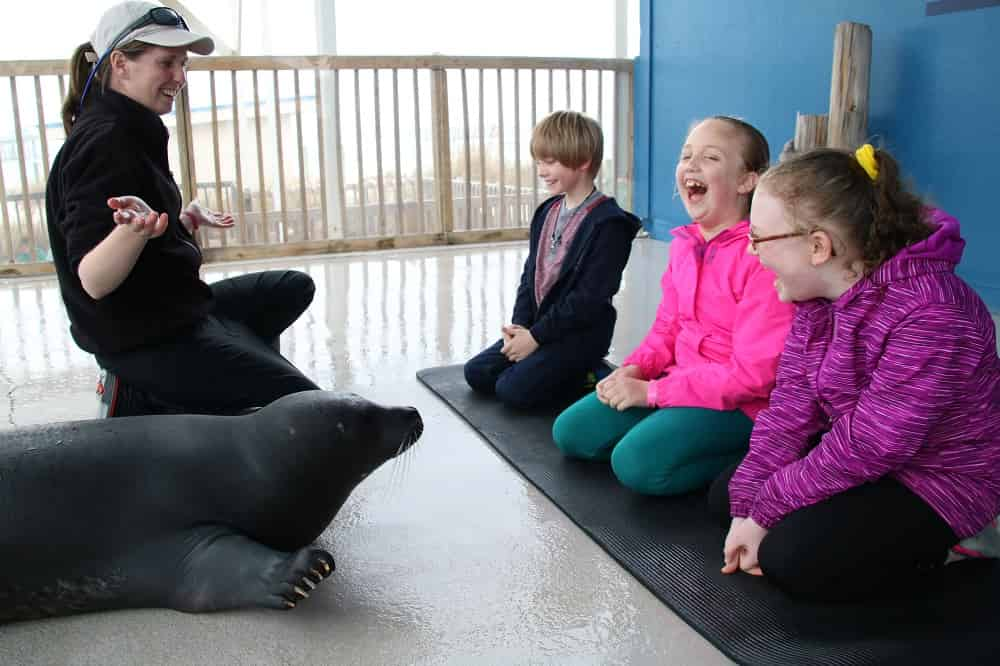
[684,178,708,200]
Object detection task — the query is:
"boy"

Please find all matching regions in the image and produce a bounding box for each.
[464,111,641,408]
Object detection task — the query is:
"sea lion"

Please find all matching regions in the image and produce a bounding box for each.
[0,390,422,623]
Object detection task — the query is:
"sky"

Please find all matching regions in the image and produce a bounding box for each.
[0,0,637,60]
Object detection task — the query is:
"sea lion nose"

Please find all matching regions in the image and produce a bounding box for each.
[405,406,423,431]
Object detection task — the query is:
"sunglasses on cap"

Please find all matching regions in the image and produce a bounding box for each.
[78,7,190,114]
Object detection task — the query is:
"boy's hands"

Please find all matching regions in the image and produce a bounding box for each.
[501,324,539,362]
[596,365,647,411]
[108,196,168,239]
[180,199,236,234]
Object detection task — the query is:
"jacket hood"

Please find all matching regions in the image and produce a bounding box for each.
[832,208,964,309]
[589,197,642,233]
[892,208,965,267]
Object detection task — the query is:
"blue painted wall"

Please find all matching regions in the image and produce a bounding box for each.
[634,0,1000,307]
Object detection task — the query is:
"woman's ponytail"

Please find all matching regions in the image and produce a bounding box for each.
[61,42,97,134]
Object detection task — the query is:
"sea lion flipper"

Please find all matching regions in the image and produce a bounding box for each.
[146,526,335,613]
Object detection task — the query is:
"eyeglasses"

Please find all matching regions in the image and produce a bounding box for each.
[78,7,190,113]
[747,229,839,256]
[746,230,807,251]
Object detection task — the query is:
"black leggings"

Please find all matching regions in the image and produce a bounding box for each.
[708,460,959,602]
[98,270,320,416]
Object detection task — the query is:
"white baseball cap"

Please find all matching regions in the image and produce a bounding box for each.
[91,1,214,57]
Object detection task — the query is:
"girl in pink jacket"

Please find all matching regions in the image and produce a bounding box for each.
[552,116,794,495]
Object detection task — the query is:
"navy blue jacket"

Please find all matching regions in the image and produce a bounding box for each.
[512,194,641,350]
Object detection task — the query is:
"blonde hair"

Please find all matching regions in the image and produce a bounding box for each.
[759,147,932,274]
[530,111,603,178]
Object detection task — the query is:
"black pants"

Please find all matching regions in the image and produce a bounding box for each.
[708,460,959,602]
[464,333,609,410]
[98,270,320,416]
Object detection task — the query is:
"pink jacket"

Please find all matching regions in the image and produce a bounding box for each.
[622,221,794,420]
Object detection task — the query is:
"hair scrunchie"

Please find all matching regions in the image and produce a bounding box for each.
[854,144,879,181]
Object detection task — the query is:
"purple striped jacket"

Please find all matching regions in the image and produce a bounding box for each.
[729,209,1000,538]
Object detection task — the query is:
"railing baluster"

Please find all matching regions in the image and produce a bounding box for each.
[174,85,197,229]
[9,77,36,255]
[413,68,425,234]
[312,68,328,239]
[57,75,66,112]
[0,83,11,262]
[548,69,553,113]
[565,68,571,109]
[580,69,587,114]
[353,69,366,237]
[373,69,386,236]
[273,70,289,242]
[34,75,52,258]
[208,70,226,247]
[624,69,634,210]
[33,76,50,182]
[252,69,268,240]
[514,68,521,227]
[230,70,248,245]
[430,65,453,236]
[313,68,329,239]
[496,69,504,229]
[392,68,403,235]
[478,68,486,229]
[332,68,347,238]
[597,70,604,193]
[531,69,537,211]
[294,69,309,241]
[460,68,471,232]
[612,70,622,201]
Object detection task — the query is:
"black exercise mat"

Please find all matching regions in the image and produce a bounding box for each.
[417,364,1000,666]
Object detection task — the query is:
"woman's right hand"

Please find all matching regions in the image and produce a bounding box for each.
[108,196,168,239]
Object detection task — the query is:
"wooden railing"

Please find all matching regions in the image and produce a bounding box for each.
[0,55,633,275]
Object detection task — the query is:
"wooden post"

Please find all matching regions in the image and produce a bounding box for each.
[430,65,454,236]
[828,21,872,150]
[793,113,828,152]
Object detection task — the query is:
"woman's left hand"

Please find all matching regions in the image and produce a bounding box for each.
[596,376,648,411]
[180,200,235,234]
[722,516,768,576]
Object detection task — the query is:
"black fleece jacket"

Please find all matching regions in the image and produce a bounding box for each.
[46,89,212,355]
[512,194,641,349]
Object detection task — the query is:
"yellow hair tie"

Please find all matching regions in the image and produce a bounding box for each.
[854,144,879,181]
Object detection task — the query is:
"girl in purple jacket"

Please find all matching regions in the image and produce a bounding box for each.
[712,145,1000,601]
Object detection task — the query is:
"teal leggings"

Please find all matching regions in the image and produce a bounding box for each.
[552,392,753,496]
